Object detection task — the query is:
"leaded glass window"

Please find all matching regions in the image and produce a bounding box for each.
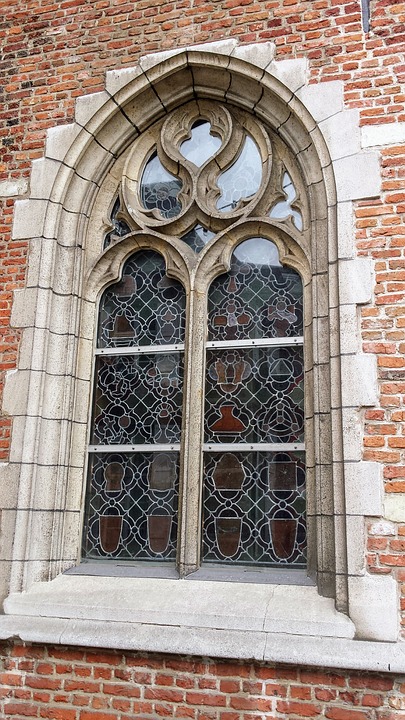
[84,251,186,561]
[83,100,309,573]
[203,238,305,566]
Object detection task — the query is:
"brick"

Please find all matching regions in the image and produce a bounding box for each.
[4,703,40,717]
[277,700,322,716]
[186,692,227,707]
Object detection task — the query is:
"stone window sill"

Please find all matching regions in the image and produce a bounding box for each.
[1,573,404,672]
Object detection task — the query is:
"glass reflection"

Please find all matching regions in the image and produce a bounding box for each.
[216,136,262,212]
[208,238,303,341]
[181,224,215,253]
[270,172,303,231]
[180,121,222,166]
[140,151,182,219]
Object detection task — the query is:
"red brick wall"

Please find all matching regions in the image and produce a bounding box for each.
[3,0,405,606]
[0,644,402,719]
[1,0,405,710]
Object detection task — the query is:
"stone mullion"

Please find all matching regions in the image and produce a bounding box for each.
[177,275,207,576]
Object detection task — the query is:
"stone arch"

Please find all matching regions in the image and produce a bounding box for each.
[4,42,389,636]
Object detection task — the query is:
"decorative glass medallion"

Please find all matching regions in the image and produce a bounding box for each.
[205,346,304,444]
[181,225,215,253]
[84,452,179,561]
[203,451,306,566]
[180,121,222,166]
[140,151,182,218]
[216,136,262,212]
[98,251,186,348]
[270,172,303,231]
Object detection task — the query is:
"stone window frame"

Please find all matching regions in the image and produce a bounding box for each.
[0,40,400,666]
[84,100,310,573]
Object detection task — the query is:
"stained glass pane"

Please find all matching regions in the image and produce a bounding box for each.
[216,136,262,212]
[203,451,306,566]
[180,121,222,166]
[181,224,215,253]
[140,151,182,219]
[205,346,304,444]
[208,238,303,341]
[269,172,303,231]
[98,251,186,348]
[84,452,179,561]
[92,353,184,445]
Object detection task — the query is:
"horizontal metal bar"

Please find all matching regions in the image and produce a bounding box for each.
[205,337,303,350]
[95,344,184,356]
[203,443,305,452]
[89,444,181,453]
[89,443,305,453]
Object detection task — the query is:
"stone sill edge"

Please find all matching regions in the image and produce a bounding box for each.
[0,615,403,674]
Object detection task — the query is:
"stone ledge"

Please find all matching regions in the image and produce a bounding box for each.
[0,614,403,673]
[3,575,354,639]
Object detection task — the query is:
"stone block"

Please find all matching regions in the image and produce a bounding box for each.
[349,574,398,641]
[345,461,383,517]
[337,200,355,259]
[12,199,47,240]
[45,123,81,162]
[0,510,17,560]
[29,158,60,200]
[267,58,308,93]
[105,65,143,95]
[345,515,366,576]
[384,494,405,523]
[361,121,405,148]
[340,407,362,462]
[319,109,361,161]
[338,257,373,305]
[10,288,38,328]
[0,179,29,197]
[338,305,359,354]
[340,354,378,408]
[232,41,276,69]
[296,80,344,122]
[333,152,380,201]
[0,463,20,509]
[75,91,109,126]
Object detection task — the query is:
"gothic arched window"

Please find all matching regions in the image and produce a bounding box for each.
[83,100,310,573]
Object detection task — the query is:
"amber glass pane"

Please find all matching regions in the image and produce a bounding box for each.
[98,251,186,348]
[203,451,306,566]
[207,238,303,340]
[84,452,179,561]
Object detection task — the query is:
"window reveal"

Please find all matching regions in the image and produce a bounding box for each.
[82,100,309,570]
